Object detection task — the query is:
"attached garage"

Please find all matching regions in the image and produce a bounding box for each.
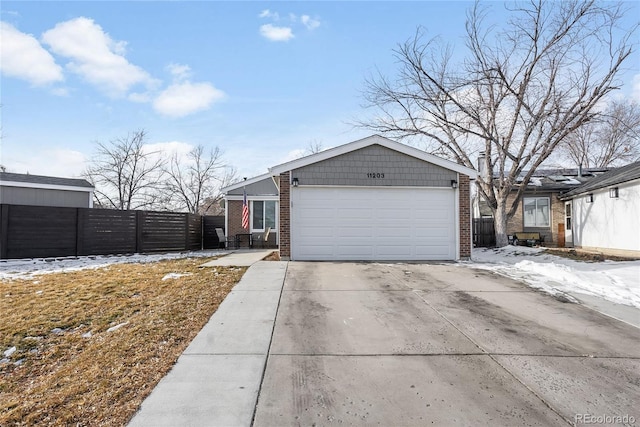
[291,186,456,260]
[269,135,477,261]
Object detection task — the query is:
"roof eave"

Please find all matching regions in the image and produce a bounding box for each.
[221,172,275,193]
[268,134,478,178]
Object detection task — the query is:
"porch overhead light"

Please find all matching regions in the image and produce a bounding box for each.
[292,177,299,187]
[609,187,619,198]
[586,193,594,203]
[451,180,458,189]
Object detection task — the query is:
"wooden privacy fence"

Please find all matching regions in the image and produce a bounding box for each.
[473,218,496,248]
[0,204,224,259]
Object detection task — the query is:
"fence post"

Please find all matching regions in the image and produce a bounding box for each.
[76,208,85,256]
[200,215,204,251]
[136,210,145,253]
[184,213,190,251]
[0,205,9,259]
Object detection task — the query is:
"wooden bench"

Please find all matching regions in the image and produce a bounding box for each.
[511,232,545,247]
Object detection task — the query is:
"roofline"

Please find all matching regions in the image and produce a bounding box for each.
[268,135,478,178]
[559,175,640,200]
[224,194,279,201]
[221,172,275,193]
[0,180,95,193]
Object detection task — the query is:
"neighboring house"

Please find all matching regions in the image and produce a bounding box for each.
[559,161,640,257]
[0,172,94,208]
[222,135,477,261]
[223,173,280,248]
[475,167,610,246]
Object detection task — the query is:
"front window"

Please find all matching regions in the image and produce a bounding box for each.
[251,201,277,231]
[523,197,550,227]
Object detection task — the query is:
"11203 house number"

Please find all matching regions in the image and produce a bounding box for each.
[366,172,385,179]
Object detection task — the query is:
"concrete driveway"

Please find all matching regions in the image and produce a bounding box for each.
[253,262,640,426]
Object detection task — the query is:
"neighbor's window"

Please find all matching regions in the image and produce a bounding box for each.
[252,201,277,231]
[523,197,550,227]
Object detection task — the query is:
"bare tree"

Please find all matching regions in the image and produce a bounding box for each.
[360,0,637,246]
[305,139,324,155]
[163,145,235,214]
[558,99,640,168]
[84,130,166,210]
[198,166,238,215]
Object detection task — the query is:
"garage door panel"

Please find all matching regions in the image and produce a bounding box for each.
[336,246,374,257]
[413,227,451,238]
[375,246,413,256]
[375,209,411,220]
[379,227,412,237]
[338,227,374,238]
[297,245,334,256]
[337,208,373,219]
[291,187,456,261]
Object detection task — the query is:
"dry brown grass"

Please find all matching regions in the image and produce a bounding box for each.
[0,258,245,426]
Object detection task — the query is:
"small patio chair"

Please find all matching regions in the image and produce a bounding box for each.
[257,227,271,248]
[215,228,232,249]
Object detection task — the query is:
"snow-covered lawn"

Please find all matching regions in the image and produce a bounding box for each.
[0,250,227,281]
[468,246,640,309]
[1,247,638,310]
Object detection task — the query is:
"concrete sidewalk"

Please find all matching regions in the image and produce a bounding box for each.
[128,261,288,427]
[201,249,276,267]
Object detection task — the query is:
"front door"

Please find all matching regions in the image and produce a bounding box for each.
[564,201,573,247]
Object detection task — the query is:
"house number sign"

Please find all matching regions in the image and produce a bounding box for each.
[366,172,385,178]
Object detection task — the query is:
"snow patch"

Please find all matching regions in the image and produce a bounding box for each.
[162,272,193,281]
[106,322,129,333]
[4,346,16,358]
[468,247,640,308]
[0,250,226,281]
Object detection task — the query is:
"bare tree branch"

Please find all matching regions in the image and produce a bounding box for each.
[83,130,166,210]
[162,145,233,214]
[357,0,637,246]
[558,99,640,167]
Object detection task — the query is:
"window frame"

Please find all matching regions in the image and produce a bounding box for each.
[250,200,278,232]
[523,196,551,228]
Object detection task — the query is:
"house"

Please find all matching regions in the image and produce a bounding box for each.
[0,172,94,208]
[475,167,610,246]
[222,135,477,261]
[559,161,640,257]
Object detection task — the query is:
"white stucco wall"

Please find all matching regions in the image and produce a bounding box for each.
[572,180,640,252]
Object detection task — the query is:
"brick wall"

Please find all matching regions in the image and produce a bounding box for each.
[279,171,291,259]
[458,174,471,259]
[227,200,246,238]
[505,192,563,246]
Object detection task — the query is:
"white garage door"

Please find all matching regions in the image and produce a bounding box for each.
[291,187,457,261]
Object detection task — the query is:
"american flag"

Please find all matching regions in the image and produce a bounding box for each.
[242,189,249,229]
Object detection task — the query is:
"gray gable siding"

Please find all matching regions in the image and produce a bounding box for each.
[228,177,278,196]
[292,144,457,187]
[0,186,91,208]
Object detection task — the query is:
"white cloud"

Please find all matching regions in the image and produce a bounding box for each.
[301,15,320,30]
[0,21,64,86]
[153,81,225,118]
[259,9,279,20]
[167,63,192,81]
[41,17,158,96]
[260,24,294,42]
[5,148,87,177]
[128,92,151,103]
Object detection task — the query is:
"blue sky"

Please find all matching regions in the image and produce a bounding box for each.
[1,1,639,180]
